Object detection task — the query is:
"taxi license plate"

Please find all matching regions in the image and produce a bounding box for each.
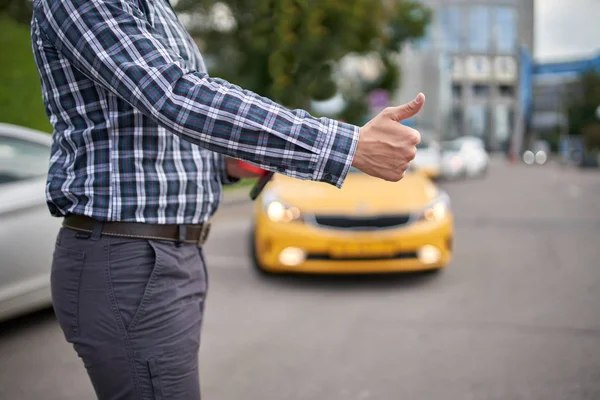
[329,242,395,258]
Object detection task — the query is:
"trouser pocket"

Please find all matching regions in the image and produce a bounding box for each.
[106,236,160,333]
[50,230,86,341]
[147,358,164,400]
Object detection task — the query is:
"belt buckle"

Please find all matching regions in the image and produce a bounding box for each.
[197,222,211,247]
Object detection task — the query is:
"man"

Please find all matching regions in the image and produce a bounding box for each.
[30,0,424,398]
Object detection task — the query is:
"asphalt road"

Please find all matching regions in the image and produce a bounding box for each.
[1,158,600,400]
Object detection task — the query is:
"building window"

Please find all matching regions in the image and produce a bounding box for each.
[466,56,492,81]
[473,84,490,97]
[451,107,464,138]
[494,105,515,150]
[494,7,517,53]
[494,105,510,143]
[441,6,462,52]
[451,56,465,80]
[468,6,491,52]
[499,85,515,97]
[494,56,517,81]
[468,104,489,139]
[452,84,462,99]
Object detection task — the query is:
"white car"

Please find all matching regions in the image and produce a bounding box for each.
[523,140,550,165]
[412,139,441,180]
[0,123,60,322]
[440,137,490,179]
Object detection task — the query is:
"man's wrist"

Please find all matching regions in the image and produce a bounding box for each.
[220,156,241,185]
[311,119,361,188]
[350,127,366,171]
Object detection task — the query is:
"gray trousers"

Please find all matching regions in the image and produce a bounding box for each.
[50,225,208,399]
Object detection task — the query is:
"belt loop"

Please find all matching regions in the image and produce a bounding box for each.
[91,220,103,241]
[196,222,211,248]
[177,225,186,247]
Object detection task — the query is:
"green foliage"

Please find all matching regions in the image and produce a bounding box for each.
[567,69,600,141]
[545,128,562,153]
[178,0,431,124]
[583,124,600,151]
[0,0,32,24]
[0,14,53,133]
[223,177,258,191]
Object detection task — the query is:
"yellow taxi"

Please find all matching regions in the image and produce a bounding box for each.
[250,167,454,274]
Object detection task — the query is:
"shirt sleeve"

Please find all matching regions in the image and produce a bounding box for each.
[33,0,360,188]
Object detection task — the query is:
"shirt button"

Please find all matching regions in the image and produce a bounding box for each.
[324,172,332,181]
[277,166,286,172]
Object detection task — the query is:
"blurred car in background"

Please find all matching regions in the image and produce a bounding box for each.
[440,136,489,179]
[0,123,58,322]
[440,141,466,179]
[250,168,454,275]
[412,139,441,180]
[523,139,550,165]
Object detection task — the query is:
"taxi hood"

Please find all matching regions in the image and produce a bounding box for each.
[263,171,440,214]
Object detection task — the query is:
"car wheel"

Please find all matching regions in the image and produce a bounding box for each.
[478,164,489,178]
[249,225,275,276]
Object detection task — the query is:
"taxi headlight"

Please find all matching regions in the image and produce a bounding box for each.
[262,191,302,223]
[412,191,451,223]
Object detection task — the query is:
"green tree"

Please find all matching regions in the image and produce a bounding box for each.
[177,0,431,124]
[0,14,53,133]
[567,69,600,139]
[0,0,32,24]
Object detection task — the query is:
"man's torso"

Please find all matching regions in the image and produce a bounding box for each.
[32,0,223,224]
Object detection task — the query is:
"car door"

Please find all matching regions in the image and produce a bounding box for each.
[0,132,61,316]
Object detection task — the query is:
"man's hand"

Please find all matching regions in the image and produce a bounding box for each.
[225,158,266,179]
[351,93,425,181]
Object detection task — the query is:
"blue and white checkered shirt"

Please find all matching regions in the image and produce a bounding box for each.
[30,0,360,224]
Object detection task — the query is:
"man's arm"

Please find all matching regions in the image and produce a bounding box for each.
[33,0,359,188]
[214,153,241,185]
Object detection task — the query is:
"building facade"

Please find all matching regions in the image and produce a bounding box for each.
[393,0,534,152]
[531,52,600,134]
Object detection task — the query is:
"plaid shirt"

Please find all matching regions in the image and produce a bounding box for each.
[30,0,360,224]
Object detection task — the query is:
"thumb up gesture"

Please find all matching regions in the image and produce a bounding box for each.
[352,93,425,181]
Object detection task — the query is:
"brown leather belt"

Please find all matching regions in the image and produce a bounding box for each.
[62,214,211,247]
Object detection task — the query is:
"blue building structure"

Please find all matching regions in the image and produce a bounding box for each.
[533,53,600,79]
[525,51,600,158]
[529,51,600,133]
[394,0,535,152]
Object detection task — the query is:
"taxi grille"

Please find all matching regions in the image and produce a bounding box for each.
[313,214,411,230]
[307,252,417,261]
